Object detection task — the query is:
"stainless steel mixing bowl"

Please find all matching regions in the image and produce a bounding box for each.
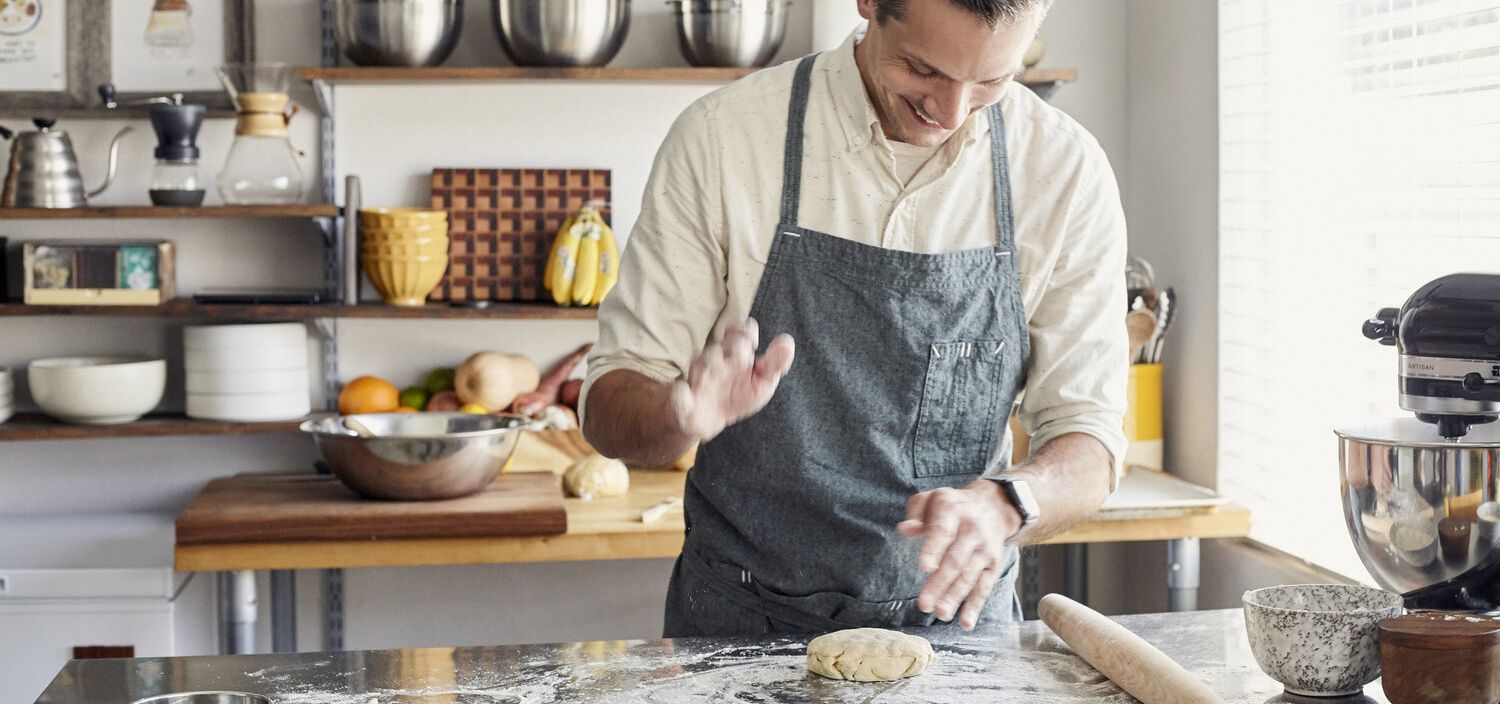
[335,0,465,67]
[302,412,528,500]
[1337,418,1500,611]
[490,0,631,67]
[667,0,789,68]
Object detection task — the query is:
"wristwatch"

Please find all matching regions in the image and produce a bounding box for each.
[985,476,1039,541]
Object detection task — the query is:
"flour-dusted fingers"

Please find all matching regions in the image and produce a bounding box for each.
[753,333,796,382]
[920,529,983,617]
[918,528,990,621]
[914,488,966,573]
[957,566,1002,630]
[898,491,932,538]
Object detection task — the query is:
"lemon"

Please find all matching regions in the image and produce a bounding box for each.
[459,402,488,414]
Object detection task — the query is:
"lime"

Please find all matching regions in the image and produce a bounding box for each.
[424,367,456,395]
[399,386,430,411]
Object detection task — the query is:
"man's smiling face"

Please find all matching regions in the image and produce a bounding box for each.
[854,0,1042,147]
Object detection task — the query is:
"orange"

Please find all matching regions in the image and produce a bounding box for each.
[338,376,400,415]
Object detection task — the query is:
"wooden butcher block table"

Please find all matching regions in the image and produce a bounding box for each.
[175,431,687,572]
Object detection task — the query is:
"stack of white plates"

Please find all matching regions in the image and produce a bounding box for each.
[184,323,312,421]
[0,366,12,423]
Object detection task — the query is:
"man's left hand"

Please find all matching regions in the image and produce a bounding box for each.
[897,481,1021,630]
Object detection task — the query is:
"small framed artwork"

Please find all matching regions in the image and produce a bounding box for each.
[0,0,252,114]
[0,0,81,110]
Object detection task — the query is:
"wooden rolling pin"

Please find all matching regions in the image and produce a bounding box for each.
[1038,594,1228,704]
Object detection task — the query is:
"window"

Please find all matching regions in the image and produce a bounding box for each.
[1218,0,1500,578]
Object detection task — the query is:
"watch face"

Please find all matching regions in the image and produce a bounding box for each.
[995,477,1038,524]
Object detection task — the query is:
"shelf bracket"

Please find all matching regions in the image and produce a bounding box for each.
[311,79,334,121]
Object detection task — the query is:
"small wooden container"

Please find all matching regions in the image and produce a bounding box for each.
[1379,612,1500,704]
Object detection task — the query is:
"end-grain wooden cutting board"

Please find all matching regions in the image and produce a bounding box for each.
[176,471,567,545]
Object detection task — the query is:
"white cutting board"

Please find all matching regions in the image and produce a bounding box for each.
[1099,468,1227,510]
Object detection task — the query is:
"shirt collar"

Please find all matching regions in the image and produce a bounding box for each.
[821,27,992,155]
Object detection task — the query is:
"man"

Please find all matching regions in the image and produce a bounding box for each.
[580,0,1128,637]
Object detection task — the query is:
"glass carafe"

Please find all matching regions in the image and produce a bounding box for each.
[215,63,304,205]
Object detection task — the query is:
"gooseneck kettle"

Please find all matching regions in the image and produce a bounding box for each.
[0,118,134,208]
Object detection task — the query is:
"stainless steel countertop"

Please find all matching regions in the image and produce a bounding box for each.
[34,609,1387,704]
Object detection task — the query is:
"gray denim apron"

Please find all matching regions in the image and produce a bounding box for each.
[663,54,1030,638]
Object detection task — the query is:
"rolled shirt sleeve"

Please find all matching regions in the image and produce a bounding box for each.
[1014,154,1131,490]
[580,100,727,427]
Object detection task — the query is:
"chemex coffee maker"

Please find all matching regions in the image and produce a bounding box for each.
[1338,273,1500,612]
[99,85,207,206]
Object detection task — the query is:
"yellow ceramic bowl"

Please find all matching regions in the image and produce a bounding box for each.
[359,207,448,230]
[361,254,448,307]
[362,239,451,258]
[361,223,449,242]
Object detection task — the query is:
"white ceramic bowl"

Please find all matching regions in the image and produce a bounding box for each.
[186,391,312,422]
[28,357,167,425]
[186,368,310,395]
[1242,584,1404,697]
[184,323,308,350]
[184,344,309,372]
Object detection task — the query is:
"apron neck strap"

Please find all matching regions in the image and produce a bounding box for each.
[987,104,1016,251]
[779,54,820,227]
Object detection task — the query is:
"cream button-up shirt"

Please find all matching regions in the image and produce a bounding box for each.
[583,32,1130,483]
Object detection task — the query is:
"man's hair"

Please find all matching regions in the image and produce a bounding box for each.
[872,0,1052,27]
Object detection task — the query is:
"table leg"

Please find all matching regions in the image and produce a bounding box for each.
[1167,537,1200,612]
[270,570,297,653]
[217,570,257,654]
[324,568,345,651]
[1019,546,1040,619]
[1063,544,1088,603]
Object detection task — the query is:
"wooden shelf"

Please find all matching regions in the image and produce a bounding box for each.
[301,66,757,83]
[0,205,339,220]
[300,66,1077,87]
[0,299,598,320]
[0,412,315,442]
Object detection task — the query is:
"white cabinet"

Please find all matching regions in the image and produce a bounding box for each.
[0,568,174,704]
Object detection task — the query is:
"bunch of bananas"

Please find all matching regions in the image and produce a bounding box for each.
[545,203,619,307]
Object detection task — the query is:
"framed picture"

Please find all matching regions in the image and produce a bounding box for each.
[0,0,252,114]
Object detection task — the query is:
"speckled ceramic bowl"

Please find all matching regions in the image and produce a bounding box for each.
[1242,584,1404,697]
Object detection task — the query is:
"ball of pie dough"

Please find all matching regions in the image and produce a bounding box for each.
[806,628,934,681]
[563,455,628,500]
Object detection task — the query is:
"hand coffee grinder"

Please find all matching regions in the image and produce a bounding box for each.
[98,85,206,206]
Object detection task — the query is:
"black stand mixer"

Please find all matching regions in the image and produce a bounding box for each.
[1340,273,1500,612]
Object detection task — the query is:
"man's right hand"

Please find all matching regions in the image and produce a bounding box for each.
[670,318,795,442]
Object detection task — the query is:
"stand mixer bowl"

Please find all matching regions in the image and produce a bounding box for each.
[1337,418,1500,612]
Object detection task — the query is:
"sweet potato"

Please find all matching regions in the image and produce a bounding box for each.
[511,343,592,417]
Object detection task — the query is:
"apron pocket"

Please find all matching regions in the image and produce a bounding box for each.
[913,339,1006,477]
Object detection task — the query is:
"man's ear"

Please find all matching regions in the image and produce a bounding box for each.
[857,0,878,22]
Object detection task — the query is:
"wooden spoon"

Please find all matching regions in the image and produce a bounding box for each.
[1126,309,1156,362]
[343,417,376,437]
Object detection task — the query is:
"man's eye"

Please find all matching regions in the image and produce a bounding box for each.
[906,63,935,78]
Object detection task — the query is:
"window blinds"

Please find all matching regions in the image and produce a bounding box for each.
[1218,0,1500,578]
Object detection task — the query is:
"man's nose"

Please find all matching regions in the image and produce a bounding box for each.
[924,84,971,130]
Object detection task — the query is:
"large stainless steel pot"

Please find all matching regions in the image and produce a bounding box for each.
[1337,418,1500,611]
[334,0,465,67]
[491,0,631,67]
[667,0,789,68]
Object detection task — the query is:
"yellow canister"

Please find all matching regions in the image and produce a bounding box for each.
[1123,362,1163,472]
